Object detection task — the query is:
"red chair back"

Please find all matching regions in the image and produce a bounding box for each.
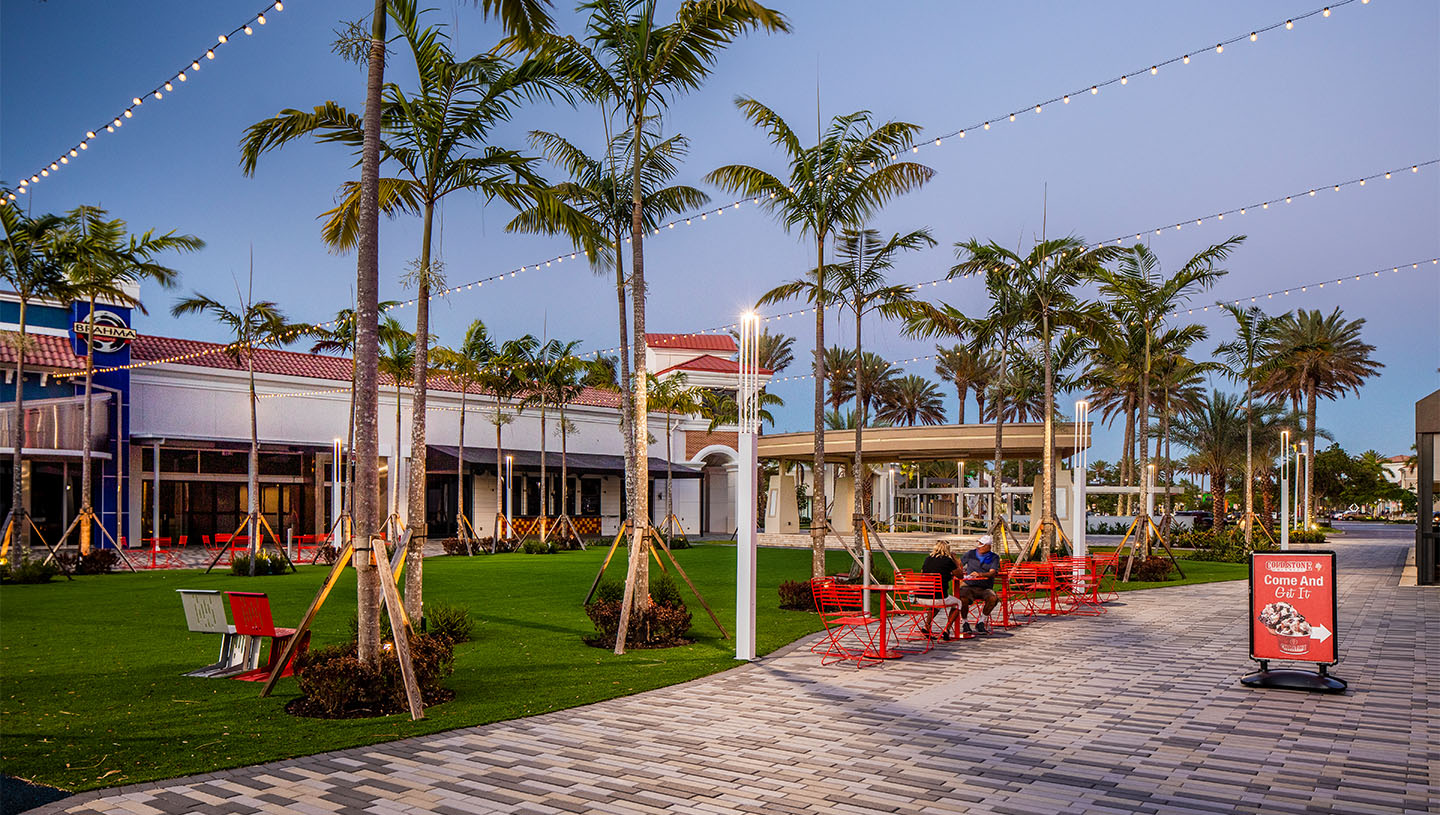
[225,592,278,637]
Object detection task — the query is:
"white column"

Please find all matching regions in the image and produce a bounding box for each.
[736,313,760,661]
[1280,430,1290,550]
[1072,402,1090,558]
[330,441,342,534]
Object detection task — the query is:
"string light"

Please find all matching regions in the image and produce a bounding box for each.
[14,0,283,194]
[1178,256,1437,319]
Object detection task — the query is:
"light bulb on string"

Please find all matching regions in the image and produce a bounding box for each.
[218,34,228,43]
[164,82,173,91]
[244,25,253,34]
[1183,54,1190,64]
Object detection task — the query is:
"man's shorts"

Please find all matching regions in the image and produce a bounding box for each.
[955,585,997,603]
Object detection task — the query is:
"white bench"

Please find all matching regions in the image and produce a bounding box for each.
[176,589,259,678]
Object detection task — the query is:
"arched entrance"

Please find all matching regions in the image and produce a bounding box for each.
[690,444,738,536]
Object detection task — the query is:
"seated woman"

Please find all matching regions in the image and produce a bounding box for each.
[917,540,963,639]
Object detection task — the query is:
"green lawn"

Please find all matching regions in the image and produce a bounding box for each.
[1,544,1244,792]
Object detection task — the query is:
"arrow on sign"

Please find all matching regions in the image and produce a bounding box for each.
[1310,623,1333,643]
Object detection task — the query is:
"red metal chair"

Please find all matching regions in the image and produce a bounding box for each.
[1091,552,1122,602]
[889,573,940,651]
[1051,556,1105,616]
[223,592,309,681]
[812,583,881,667]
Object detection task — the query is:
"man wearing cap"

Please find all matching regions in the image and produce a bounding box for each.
[957,535,1001,634]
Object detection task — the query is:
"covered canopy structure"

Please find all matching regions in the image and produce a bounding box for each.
[756,422,1090,463]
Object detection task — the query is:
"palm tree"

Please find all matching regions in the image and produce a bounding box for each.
[541,341,588,540]
[0,207,71,559]
[647,373,701,539]
[954,237,1117,549]
[934,342,991,424]
[476,334,537,542]
[711,100,931,580]
[1086,319,1144,515]
[821,346,857,415]
[432,320,495,546]
[507,127,708,528]
[1149,346,1220,519]
[1095,240,1240,548]
[728,328,796,375]
[376,318,416,531]
[243,0,576,617]
[57,206,202,554]
[532,0,789,653]
[1216,304,1278,545]
[699,387,782,431]
[1259,308,1383,527]
[172,288,307,576]
[877,375,947,427]
[1171,391,1247,523]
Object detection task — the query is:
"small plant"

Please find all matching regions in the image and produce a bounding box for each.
[521,540,562,554]
[292,633,455,718]
[1130,556,1176,582]
[440,537,495,556]
[1,559,59,584]
[424,602,474,644]
[231,551,291,576]
[54,549,119,575]
[777,579,815,611]
[583,573,692,648]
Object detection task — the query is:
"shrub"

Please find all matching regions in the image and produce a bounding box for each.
[425,602,473,643]
[314,545,340,565]
[292,633,455,718]
[54,549,119,575]
[1131,556,1176,582]
[521,539,560,555]
[583,573,692,648]
[777,579,815,611]
[1290,529,1327,543]
[441,537,496,556]
[1,559,59,584]
[231,551,291,576]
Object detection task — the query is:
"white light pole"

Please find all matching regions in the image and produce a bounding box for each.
[1299,441,1310,530]
[736,312,761,661]
[331,438,343,534]
[1072,401,1089,558]
[1280,430,1290,550]
[504,454,513,536]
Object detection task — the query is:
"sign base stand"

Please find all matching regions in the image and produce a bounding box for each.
[1241,661,1347,694]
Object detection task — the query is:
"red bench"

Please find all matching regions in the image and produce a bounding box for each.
[224,591,309,682]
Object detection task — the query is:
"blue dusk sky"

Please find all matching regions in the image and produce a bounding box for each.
[3,0,1437,461]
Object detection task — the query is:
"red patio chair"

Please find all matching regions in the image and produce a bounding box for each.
[1051,556,1105,616]
[223,592,309,681]
[1091,552,1121,602]
[812,583,881,667]
[891,572,942,650]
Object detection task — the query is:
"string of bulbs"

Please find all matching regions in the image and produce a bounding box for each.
[63,153,1433,380]
[5,0,285,204]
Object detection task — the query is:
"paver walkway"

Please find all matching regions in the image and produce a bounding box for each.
[36,525,1439,815]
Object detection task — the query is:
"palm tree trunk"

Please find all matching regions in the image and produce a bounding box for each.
[990,345,1008,542]
[352,0,388,667]
[614,228,633,523]
[247,351,260,577]
[1120,404,1135,516]
[457,386,466,540]
[80,297,97,555]
[664,410,673,537]
[394,382,402,520]
[809,233,828,579]
[1162,392,1173,517]
[1041,313,1056,552]
[955,384,965,425]
[494,418,504,540]
[404,200,435,620]
[1305,382,1317,527]
[11,299,29,560]
[1244,374,1254,547]
[561,402,569,535]
[345,361,356,515]
[852,305,865,562]
[539,401,547,534]
[616,109,652,656]
[1137,327,1151,556]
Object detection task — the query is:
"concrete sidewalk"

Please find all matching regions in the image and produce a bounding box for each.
[36,524,1438,814]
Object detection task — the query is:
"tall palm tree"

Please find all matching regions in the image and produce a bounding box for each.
[507,127,708,527]
[954,237,1117,548]
[1086,318,1144,515]
[1171,391,1247,523]
[172,288,307,576]
[647,373,701,538]
[376,318,416,530]
[710,100,931,580]
[432,320,496,545]
[532,0,789,652]
[1216,304,1278,545]
[821,346,857,415]
[877,375,947,427]
[58,206,202,554]
[243,0,573,617]
[1259,308,1383,527]
[542,341,588,538]
[0,206,71,559]
[1149,345,1220,518]
[935,341,991,424]
[699,387,782,432]
[1094,239,1239,547]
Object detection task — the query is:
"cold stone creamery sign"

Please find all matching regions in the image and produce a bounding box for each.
[1249,551,1338,665]
[73,310,137,354]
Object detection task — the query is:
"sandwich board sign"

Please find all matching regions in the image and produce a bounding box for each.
[1242,550,1346,692]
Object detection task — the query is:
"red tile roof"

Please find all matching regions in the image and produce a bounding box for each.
[0,333,86,371]
[656,353,772,377]
[131,335,623,409]
[645,333,737,353]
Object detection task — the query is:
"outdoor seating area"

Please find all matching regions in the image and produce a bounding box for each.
[811,553,1124,668]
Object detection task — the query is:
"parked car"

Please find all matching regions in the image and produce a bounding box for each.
[1174,510,1214,531]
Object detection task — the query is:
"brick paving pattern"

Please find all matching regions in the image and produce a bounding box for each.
[36,525,1439,814]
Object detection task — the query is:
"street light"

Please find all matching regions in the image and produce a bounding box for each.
[735,311,762,660]
[504,454,514,538]
[1280,430,1290,550]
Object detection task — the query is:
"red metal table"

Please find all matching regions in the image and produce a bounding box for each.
[857,584,905,659]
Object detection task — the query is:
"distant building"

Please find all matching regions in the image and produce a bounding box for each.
[1381,454,1418,492]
